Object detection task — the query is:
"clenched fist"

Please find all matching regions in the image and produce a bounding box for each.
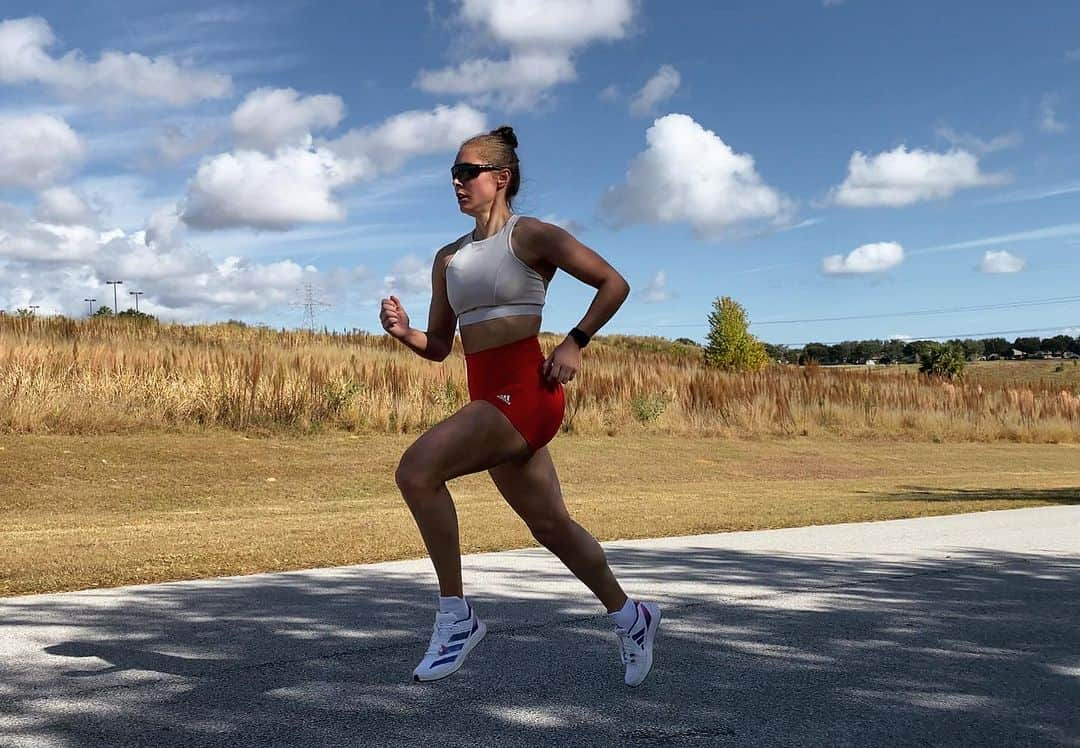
[379,295,410,339]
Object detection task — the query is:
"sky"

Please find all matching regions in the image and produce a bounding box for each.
[1,0,1079,346]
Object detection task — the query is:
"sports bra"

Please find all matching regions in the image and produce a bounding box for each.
[444,214,549,326]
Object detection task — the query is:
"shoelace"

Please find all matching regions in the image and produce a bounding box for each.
[424,618,460,657]
[618,630,641,665]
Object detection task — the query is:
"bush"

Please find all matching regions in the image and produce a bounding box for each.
[919,343,966,379]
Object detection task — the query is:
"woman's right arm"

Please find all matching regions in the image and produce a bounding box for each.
[380,244,457,362]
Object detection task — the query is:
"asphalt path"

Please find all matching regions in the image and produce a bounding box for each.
[1,506,1078,747]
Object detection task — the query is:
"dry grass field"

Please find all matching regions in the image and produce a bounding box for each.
[2,431,1077,596]
[2,316,1078,596]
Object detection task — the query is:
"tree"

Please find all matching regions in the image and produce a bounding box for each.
[801,342,828,364]
[15,307,33,318]
[1014,336,1041,354]
[93,305,114,317]
[704,296,768,371]
[919,343,966,379]
[982,337,1011,356]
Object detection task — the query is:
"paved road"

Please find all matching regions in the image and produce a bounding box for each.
[2,506,1078,747]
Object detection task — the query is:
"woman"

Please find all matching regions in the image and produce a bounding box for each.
[379,125,661,687]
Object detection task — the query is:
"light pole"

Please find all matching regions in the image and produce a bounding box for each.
[105,280,122,314]
[29,305,40,316]
[129,290,144,312]
[84,297,96,316]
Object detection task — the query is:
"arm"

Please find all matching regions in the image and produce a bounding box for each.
[514,218,631,382]
[382,244,457,362]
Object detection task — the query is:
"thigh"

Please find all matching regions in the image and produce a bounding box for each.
[398,400,532,483]
[487,446,570,526]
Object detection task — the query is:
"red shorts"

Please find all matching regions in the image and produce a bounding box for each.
[465,336,565,453]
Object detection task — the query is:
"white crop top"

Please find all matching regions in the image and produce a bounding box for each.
[445,214,549,326]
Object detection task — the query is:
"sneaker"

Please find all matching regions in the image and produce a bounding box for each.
[615,601,661,687]
[412,604,486,682]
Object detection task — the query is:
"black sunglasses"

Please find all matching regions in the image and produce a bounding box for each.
[451,162,505,182]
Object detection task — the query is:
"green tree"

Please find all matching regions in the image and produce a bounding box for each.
[93,305,114,317]
[919,343,966,379]
[15,307,33,318]
[704,296,768,371]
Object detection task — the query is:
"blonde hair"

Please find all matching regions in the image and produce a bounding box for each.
[461,125,520,209]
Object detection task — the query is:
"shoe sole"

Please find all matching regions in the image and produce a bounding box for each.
[627,603,661,687]
[413,618,487,682]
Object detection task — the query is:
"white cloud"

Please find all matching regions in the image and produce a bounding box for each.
[935,126,1021,154]
[182,146,359,231]
[0,200,371,322]
[154,123,224,165]
[323,104,485,173]
[184,104,483,232]
[416,0,636,110]
[978,250,1025,274]
[830,145,1006,207]
[381,254,431,298]
[0,16,231,106]
[0,114,84,188]
[1040,94,1067,134]
[232,87,345,152]
[599,84,620,102]
[629,65,680,116]
[599,113,792,239]
[640,270,673,303]
[34,187,98,226]
[823,242,904,274]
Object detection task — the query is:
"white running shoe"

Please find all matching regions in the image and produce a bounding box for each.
[615,601,661,687]
[412,604,486,682]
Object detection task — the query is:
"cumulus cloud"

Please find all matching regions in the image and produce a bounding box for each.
[182,146,359,231]
[1040,94,1067,134]
[381,254,431,297]
[183,104,483,232]
[629,65,680,116]
[0,200,369,321]
[323,103,485,173]
[822,242,904,274]
[416,0,636,110]
[0,16,231,106]
[830,145,1006,207]
[978,249,1025,274]
[232,87,345,152]
[599,113,792,239]
[0,114,84,188]
[154,123,224,165]
[34,187,98,226]
[640,270,673,303]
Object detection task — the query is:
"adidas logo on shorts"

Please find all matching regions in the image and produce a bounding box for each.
[496,393,511,405]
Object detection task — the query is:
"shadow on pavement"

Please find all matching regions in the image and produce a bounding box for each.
[2,545,1078,747]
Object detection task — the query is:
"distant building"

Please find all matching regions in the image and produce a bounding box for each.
[1008,349,1026,359]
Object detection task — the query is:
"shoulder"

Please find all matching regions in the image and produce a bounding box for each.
[511,216,569,250]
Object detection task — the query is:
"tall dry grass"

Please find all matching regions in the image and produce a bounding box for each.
[2,315,1078,441]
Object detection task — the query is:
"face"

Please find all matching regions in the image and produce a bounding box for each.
[452,145,508,216]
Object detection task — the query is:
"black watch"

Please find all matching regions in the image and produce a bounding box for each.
[568,327,591,348]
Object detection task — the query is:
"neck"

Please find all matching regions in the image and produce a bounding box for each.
[472,203,513,240]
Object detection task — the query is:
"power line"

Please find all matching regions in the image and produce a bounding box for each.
[771,323,1080,348]
[651,294,1080,328]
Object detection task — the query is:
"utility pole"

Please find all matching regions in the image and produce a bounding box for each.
[129,290,144,312]
[290,282,332,332]
[85,297,96,316]
[29,305,40,316]
[106,280,123,314]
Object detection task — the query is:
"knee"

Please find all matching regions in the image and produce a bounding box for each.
[395,454,438,495]
[528,514,576,549]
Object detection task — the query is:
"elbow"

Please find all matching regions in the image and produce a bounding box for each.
[613,276,630,300]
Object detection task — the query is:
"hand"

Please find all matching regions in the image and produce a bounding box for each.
[542,338,582,384]
[379,295,410,338]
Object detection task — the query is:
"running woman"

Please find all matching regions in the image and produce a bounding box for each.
[379,125,661,687]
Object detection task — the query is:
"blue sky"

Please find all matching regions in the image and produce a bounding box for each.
[1,0,1078,345]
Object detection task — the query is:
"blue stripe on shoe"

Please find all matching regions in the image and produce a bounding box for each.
[448,630,470,642]
[471,618,479,634]
[443,642,466,653]
[641,604,652,628]
[430,655,458,667]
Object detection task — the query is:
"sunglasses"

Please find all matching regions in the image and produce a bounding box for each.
[450,162,505,182]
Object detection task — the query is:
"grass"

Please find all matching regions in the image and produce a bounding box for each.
[2,431,1077,597]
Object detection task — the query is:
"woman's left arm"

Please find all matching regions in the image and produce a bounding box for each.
[516,218,631,384]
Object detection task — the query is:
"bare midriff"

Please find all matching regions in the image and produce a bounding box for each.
[459,314,542,354]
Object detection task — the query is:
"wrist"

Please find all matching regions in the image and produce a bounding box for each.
[568,327,590,348]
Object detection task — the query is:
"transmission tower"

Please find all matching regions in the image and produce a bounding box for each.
[290,282,332,332]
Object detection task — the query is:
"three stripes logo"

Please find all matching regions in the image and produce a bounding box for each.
[496,393,511,405]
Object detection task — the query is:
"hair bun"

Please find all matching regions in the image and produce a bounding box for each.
[491,125,518,149]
